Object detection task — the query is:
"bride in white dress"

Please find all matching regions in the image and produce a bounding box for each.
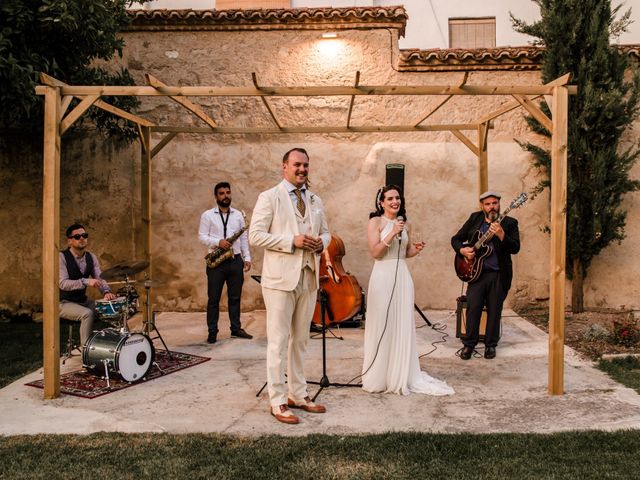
[362,185,454,396]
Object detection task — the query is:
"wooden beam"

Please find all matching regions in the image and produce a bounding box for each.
[513,94,553,132]
[137,124,148,155]
[477,122,489,194]
[477,73,573,124]
[146,74,217,129]
[140,127,153,327]
[252,73,282,130]
[451,130,479,156]
[346,71,361,128]
[93,100,155,127]
[59,95,100,135]
[40,84,579,97]
[414,95,452,127]
[151,123,481,134]
[42,86,61,399]
[151,132,178,159]
[59,96,73,122]
[40,73,154,127]
[548,86,569,395]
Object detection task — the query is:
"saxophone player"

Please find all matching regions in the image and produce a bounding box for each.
[199,181,252,344]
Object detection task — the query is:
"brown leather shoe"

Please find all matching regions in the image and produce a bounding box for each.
[271,405,300,424]
[288,396,326,413]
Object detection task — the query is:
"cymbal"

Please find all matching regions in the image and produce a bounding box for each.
[101,260,150,280]
[140,280,164,288]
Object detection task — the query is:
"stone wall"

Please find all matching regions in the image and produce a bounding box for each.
[2,11,639,315]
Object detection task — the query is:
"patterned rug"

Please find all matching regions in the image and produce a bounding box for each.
[26,350,210,399]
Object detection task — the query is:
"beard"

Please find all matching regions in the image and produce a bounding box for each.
[216,198,231,208]
[488,210,499,222]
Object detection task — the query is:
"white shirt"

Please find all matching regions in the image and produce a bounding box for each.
[198,206,251,261]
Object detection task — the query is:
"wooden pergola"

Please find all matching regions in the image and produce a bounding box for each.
[35,71,576,399]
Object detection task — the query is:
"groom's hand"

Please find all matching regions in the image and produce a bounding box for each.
[294,235,323,252]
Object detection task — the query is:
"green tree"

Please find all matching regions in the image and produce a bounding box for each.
[0,0,144,137]
[512,0,640,312]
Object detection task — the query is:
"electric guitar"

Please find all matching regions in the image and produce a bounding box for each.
[454,192,528,283]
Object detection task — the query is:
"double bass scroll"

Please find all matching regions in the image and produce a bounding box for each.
[312,233,363,326]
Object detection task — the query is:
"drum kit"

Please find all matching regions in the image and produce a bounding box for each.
[81,259,168,388]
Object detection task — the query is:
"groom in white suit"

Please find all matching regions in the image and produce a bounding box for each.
[249,148,331,424]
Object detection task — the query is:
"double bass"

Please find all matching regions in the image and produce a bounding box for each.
[312,233,363,326]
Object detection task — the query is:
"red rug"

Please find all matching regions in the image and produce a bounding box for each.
[25,350,210,399]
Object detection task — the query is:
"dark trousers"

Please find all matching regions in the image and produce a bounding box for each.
[206,255,244,334]
[464,270,505,348]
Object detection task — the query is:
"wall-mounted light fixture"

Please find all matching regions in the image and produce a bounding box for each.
[321,32,338,39]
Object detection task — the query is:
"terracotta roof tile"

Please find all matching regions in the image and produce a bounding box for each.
[126,6,407,35]
[399,45,640,71]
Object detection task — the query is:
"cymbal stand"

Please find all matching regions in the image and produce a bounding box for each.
[142,283,172,359]
[119,274,132,333]
[308,288,361,401]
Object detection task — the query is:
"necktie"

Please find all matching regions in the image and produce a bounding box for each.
[294,189,306,217]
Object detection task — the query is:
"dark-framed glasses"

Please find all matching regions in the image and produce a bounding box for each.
[69,233,89,240]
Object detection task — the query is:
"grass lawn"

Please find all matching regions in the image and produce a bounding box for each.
[2,430,640,479]
[599,356,640,394]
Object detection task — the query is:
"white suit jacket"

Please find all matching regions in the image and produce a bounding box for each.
[249,180,330,291]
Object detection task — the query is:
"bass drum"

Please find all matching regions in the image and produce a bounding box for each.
[83,329,154,382]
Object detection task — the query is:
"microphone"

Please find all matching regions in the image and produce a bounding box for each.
[396,216,404,243]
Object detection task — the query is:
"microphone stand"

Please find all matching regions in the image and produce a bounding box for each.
[308,288,361,401]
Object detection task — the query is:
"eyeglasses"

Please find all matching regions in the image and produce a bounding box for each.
[69,233,89,240]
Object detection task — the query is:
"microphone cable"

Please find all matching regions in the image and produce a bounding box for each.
[417,311,454,358]
[345,223,402,386]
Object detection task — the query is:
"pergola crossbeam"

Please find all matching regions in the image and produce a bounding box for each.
[60,95,100,135]
[346,71,361,128]
[451,130,480,156]
[59,96,74,122]
[36,84,578,97]
[146,74,217,129]
[253,73,283,130]
[151,132,178,158]
[151,124,482,134]
[513,94,553,132]
[414,95,452,127]
[476,73,571,124]
[39,73,155,129]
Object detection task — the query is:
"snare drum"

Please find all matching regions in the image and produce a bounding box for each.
[95,296,127,320]
[83,329,154,382]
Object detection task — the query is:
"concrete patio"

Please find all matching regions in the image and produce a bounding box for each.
[2,309,640,436]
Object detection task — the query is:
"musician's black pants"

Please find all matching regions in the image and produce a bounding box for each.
[464,270,504,348]
[206,254,244,335]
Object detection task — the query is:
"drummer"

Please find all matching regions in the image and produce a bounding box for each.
[59,223,116,346]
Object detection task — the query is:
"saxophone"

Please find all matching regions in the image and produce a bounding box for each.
[205,211,248,269]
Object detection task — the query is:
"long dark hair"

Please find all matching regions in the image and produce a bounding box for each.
[369,184,407,220]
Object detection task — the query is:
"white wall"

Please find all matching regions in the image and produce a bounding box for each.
[139,0,640,49]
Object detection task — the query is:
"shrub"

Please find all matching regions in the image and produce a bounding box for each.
[611,314,640,347]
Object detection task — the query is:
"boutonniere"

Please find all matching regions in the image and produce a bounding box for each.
[309,194,316,205]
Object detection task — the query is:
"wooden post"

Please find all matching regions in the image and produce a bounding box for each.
[477,122,489,194]
[140,127,152,326]
[42,86,61,399]
[548,86,569,395]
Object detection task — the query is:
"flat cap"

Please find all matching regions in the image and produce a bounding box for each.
[479,191,501,201]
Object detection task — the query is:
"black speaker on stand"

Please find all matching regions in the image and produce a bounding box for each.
[385,163,405,193]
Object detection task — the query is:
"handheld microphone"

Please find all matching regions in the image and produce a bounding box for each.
[396,216,404,242]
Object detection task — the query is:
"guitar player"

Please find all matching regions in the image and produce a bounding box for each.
[451,191,520,360]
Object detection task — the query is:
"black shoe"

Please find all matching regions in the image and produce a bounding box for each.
[484,346,496,359]
[207,333,217,344]
[231,328,253,339]
[460,346,474,360]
